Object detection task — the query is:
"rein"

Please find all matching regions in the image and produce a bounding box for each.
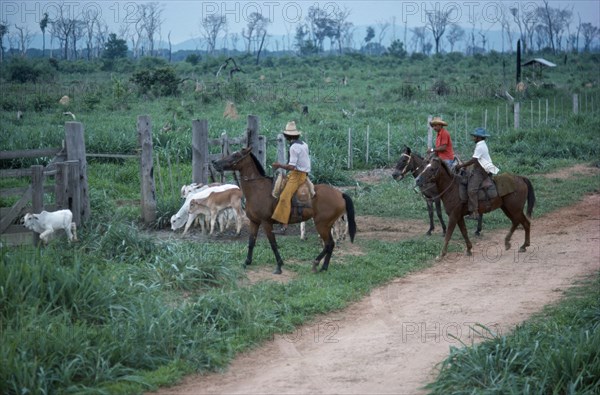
[416,163,457,200]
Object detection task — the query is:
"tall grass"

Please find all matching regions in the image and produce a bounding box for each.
[426,273,600,394]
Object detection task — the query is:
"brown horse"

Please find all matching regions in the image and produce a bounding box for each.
[415,157,535,260]
[392,145,483,236]
[213,147,356,274]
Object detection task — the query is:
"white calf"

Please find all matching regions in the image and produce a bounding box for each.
[300,215,347,243]
[171,184,239,235]
[22,209,78,244]
[189,188,245,235]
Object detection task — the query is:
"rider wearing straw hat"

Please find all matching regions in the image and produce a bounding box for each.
[271,121,311,234]
[455,127,500,220]
[428,116,456,169]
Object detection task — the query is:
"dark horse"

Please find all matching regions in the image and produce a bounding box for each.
[415,157,535,260]
[392,146,483,236]
[213,147,357,274]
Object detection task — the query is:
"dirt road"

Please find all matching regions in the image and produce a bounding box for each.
[153,183,599,394]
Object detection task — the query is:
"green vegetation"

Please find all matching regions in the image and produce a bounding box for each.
[427,273,600,394]
[1,52,599,393]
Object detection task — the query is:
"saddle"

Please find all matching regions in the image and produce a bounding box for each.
[458,173,517,207]
[272,172,316,220]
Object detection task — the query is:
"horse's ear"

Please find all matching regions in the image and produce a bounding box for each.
[242,146,252,154]
[405,146,411,154]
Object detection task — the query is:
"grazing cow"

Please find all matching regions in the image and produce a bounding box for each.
[170,184,239,235]
[22,209,77,244]
[189,188,245,235]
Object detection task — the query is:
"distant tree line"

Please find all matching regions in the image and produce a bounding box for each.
[0,0,598,63]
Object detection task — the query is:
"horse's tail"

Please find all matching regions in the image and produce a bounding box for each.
[342,193,357,243]
[523,176,536,218]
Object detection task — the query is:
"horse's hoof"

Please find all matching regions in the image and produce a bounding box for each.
[474,231,481,237]
[319,267,328,272]
[273,268,282,275]
[466,251,472,256]
[435,255,443,262]
[426,231,432,236]
[505,243,511,250]
[519,246,527,253]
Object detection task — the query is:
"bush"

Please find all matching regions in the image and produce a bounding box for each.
[7,58,55,83]
[131,66,180,97]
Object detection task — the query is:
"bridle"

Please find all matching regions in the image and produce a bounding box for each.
[397,153,413,177]
[415,162,456,200]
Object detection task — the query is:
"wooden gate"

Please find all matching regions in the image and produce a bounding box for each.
[0,122,90,246]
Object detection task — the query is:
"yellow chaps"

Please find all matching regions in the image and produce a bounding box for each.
[271,170,307,224]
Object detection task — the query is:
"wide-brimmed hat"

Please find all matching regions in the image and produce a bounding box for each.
[471,127,491,138]
[283,121,301,136]
[429,116,448,127]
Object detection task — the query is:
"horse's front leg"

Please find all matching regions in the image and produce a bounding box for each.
[318,238,335,272]
[244,221,260,267]
[434,198,447,235]
[438,219,457,261]
[263,222,285,274]
[426,199,435,236]
[456,217,473,256]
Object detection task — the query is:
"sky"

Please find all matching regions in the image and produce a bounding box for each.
[2,0,599,46]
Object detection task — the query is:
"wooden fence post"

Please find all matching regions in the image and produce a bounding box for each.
[257,135,267,169]
[347,127,353,169]
[192,119,209,185]
[514,102,520,129]
[573,93,579,114]
[246,115,263,168]
[137,115,156,224]
[387,123,391,162]
[64,122,90,222]
[55,161,68,210]
[67,160,81,225]
[366,125,370,165]
[427,115,433,149]
[31,165,44,245]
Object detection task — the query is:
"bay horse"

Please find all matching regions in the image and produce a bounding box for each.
[415,156,535,260]
[392,146,484,236]
[213,147,357,274]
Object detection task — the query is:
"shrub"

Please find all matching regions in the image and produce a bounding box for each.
[131,66,180,97]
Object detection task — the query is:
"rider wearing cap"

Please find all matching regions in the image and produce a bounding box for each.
[455,127,500,220]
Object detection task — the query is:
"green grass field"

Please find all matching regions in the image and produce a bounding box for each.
[1,52,599,394]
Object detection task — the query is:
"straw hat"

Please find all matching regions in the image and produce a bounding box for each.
[283,121,301,137]
[429,116,448,126]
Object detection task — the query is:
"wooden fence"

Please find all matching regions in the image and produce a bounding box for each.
[0,122,90,246]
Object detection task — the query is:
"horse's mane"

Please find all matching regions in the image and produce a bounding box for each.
[437,157,454,179]
[249,152,268,177]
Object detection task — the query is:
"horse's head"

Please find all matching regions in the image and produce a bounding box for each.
[213,147,252,172]
[392,145,413,181]
[415,157,441,187]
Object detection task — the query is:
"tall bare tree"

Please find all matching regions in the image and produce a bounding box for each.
[376,20,390,47]
[410,26,427,53]
[140,2,163,56]
[510,5,538,54]
[0,23,7,62]
[333,7,353,54]
[52,3,77,59]
[200,14,227,54]
[446,23,464,52]
[83,7,100,59]
[581,22,599,52]
[242,12,269,54]
[14,25,33,57]
[425,8,452,54]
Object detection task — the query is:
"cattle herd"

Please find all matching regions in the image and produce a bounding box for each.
[21,182,348,244]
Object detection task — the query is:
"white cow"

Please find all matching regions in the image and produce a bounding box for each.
[300,215,348,243]
[22,209,78,244]
[171,184,239,235]
[189,188,245,235]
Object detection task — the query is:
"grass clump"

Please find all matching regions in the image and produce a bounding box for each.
[426,273,600,394]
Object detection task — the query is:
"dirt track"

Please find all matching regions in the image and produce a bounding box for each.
[152,168,599,395]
